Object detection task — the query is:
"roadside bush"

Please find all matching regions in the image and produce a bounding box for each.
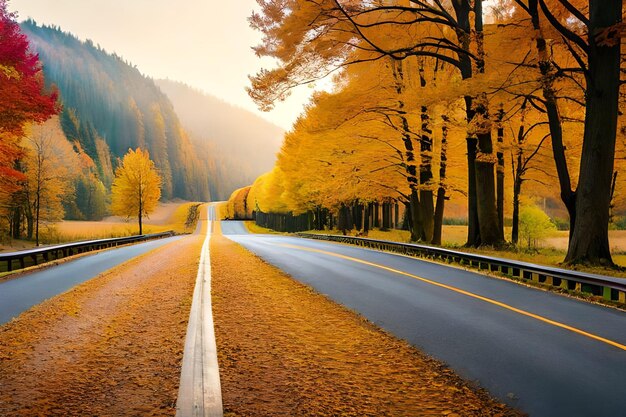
[519,204,557,250]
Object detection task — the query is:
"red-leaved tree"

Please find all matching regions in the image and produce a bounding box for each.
[0,0,58,194]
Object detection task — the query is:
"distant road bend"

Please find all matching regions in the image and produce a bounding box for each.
[221,220,626,417]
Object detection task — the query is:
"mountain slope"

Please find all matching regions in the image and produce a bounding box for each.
[21,21,210,201]
[156,79,284,198]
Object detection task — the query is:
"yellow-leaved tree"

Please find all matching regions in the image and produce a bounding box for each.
[111,148,162,235]
[21,119,78,246]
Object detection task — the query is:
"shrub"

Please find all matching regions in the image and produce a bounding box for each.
[519,204,557,249]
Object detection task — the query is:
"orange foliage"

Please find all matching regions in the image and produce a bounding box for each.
[111,148,162,234]
[225,186,253,219]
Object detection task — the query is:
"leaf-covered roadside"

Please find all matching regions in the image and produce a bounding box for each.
[0,235,203,416]
[211,226,523,416]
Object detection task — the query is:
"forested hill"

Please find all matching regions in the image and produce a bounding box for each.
[155,79,284,197]
[20,21,210,201]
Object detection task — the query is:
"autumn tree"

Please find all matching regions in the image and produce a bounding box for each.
[248,0,509,246]
[0,0,58,238]
[507,103,551,245]
[111,148,162,235]
[0,1,58,136]
[248,52,471,237]
[226,186,253,220]
[504,0,624,265]
[20,120,77,245]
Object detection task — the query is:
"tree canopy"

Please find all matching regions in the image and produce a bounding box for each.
[111,148,162,235]
[0,1,59,241]
[246,0,626,266]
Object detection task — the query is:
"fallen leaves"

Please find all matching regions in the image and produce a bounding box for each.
[211,232,523,416]
[0,235,203,416]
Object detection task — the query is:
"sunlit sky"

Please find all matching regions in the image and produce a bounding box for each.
[8,0,314,130]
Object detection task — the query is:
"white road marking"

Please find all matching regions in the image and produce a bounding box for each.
[176,205,223,416]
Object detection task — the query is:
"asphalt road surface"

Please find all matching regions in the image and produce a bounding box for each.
[0,235,183,324]
[221,220,626,417]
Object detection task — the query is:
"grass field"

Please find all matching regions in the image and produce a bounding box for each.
[0,202,203,253]
[54,202,202,241]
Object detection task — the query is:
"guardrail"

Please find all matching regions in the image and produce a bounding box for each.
[297,233,626,304]
[0,231,176,273]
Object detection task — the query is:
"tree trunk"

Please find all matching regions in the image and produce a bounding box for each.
[475,154,501,246]
[496,161,505,237]
[511,105,526,246]
[465,120,481,246]
[454,1,481,247]
[565,0,621,265]
[402,202,411,231]
[11,206,21,240]
[409,190,423,242]
[346,206,353,233]
[432,188,446,246]
[420,192,434,241]
[338,205,346,235]
[35,199,40,246]
[363,203,370,236]
[138,195,143,235]
[35,179,41,246]
[432,115,449,246]
[381,202,390,230]
[354,204,362,231]
[526,0,577,242]
[418,63,435,242]
[496,106,505,241]
[394,203,399,229]
[511,176,522,245]
[472,2,502,247]
[391,58,424,242]
[373,202,380,228]
[315,207,320,230]
[452,2,500,247]
[26,211,33,241]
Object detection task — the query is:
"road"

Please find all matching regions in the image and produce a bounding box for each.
[221,220,626,417]
[0,235,184,324]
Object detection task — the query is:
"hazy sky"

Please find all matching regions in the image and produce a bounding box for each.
[8,0,313,130]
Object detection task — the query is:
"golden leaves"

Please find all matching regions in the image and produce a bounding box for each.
[111,148,162,221]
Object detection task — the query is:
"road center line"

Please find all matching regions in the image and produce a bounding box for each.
[176,206,223,416]
[274,242,626,352]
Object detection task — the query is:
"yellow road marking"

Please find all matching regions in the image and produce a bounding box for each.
[275,242,626,352]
